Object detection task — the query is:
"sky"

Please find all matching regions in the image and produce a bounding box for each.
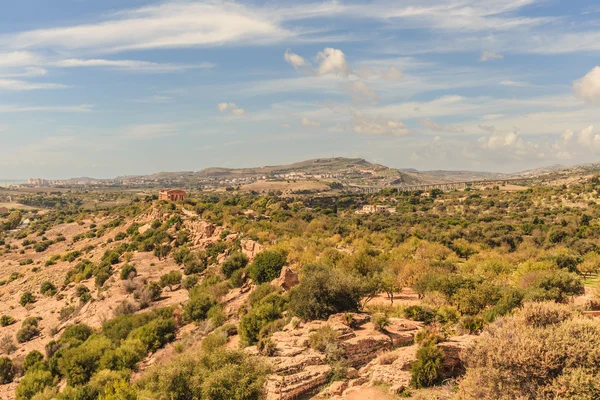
[1,0,600,179]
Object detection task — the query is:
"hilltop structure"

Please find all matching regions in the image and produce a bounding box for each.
[159,189,186,201]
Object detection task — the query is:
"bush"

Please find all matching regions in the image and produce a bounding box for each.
[0,315,15,327]
[372,313,390,332]
[404,305,436,324]
[138,349,270,400]
[222,252,249,278]
[308,326,340,352]
[120,264,137,280]
[17,317,41,343]
[23,350,44,373]
[0,357,14,384]
[239,293,287,345]
[184,291,217,322]
[15,369,54,400]
[128,318,176,352]
[458,302,600,399]
[248,250,286,284]
[288,264,364,320]
[411,342,444,388]
[39,282,57,297]
[60,323,93,346]
[20,291,36,307]
[160,271,182,291]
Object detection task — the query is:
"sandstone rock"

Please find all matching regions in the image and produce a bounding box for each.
[241,238,264,261]
[320,381,348,397]
[437,334,476,379]
[275,267,299,291]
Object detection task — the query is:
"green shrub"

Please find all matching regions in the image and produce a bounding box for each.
[404,305,436,324]
[239,293,287,345]
[15,369,54,400]
[411,342,444,388]
[288,264,364,320]
[184,291,217,322]
[372,313,390,332]
[39,282,57,297]
[23,350,44,373]
[17,317,41,343]
[0,357,14,384]
[120,264,137,280]
[0,315,15,327]
[128,318,176,352]
[222,252,249,278]
[248,250,286,284]
[308,326,340,352]
[60,323,93,347]
[20,291,36,307]
[160,271,182,291]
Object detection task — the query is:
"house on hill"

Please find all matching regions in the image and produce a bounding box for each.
[159,189,186,202]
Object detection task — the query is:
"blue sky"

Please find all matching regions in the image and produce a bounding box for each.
[1,0,600,179]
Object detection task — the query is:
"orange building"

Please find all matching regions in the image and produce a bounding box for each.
[159,189,186,201]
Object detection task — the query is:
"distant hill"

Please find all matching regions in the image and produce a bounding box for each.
[115,158,423,188]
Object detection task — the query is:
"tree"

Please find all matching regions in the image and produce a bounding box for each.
[288,264,364,320]
[577,252,600,278]
[248,250,286,284]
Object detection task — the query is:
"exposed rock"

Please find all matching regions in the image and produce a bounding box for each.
[275,267,299,291]
[260,314,422,400]
[318,381,348,397]
[241,238,264,260]
[437,334,477,379]
[265,364,331,400]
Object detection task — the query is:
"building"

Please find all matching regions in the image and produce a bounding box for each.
[159,189,186,201]
[0,207,9,214]
[355,204,397,215]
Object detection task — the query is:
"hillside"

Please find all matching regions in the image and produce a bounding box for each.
[1,178,600,399]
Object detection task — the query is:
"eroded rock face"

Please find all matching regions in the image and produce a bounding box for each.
[275,267,299,291]
[258,312,476,400]
[258,314,422,400]
[241,238,264,261]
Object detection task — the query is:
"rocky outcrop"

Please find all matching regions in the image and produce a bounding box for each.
[241,238,264,260]
[274,267,299,291]
[259,314,422,400]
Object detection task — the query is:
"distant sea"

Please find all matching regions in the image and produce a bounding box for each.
[0,179,26,187]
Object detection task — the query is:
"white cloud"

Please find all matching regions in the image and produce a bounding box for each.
[346,81,377,102]
[301,117,321,128]
[316,48,351,77]
[124,123,179,140]
[420,118,465,133]
[381,66,403,80]
[577,125,598,147]
[479,130,520,150]
[217,102,245,116]
[352,113,411,137]
[3,2,292,53]
[0,51,40,67]
[480,51,504,62]
[500,80,531,87]
[284,50,308,69]
[573,66,600,105]
[52,59,214,72]
[0,104,92,113]
[0,79,66,91]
